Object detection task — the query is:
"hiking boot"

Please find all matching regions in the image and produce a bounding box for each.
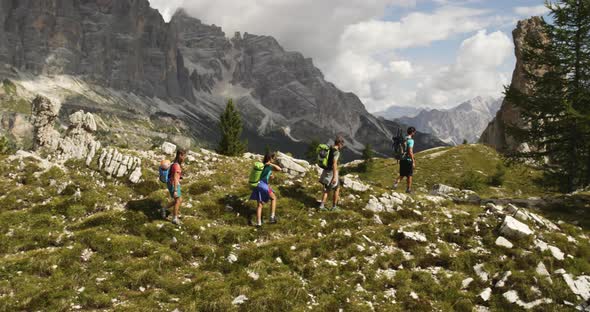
[406,189,414,194]
[269,216,278,224]
[330,206,342,212]
[319,206,329,212]
[172,217,182,226]
[393,182,399,189]
[255,223,262,229]
[160,207,167,219]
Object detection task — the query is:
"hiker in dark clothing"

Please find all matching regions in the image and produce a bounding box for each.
[319,136,345,211]
[393,127,417,194]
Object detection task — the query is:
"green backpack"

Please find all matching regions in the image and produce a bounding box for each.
[248,162,265,188]
[317,144,331,169]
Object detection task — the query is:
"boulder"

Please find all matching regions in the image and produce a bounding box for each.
[495,236,514,249]
[474,264,489,282]
[397,230,427,243]
[430,184,459,196]
[479,288,492,301]
[562,273,590,301]
[342,175,370,192]
[276,152,307,174]
[499,216,533,239]
[161,142,177,155]
[535,262,552,284]
[365,196,385,213]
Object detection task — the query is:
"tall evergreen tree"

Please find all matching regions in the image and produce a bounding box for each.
[217,99,247,156]
[505,0,590,192]
[360,143,374,172]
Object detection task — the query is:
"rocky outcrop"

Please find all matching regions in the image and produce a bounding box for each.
[31,95,60,151]
[31,96,142,183]
[0,0,193,100]
[396,96,503,145]
[480,17,549,153]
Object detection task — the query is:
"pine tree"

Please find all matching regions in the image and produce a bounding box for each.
[217,99,247,156]
[360,143,374,172]
[505,0,590,192]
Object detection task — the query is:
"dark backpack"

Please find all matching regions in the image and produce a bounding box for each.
[392,128,406,161]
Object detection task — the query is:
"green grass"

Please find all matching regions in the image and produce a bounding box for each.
[0,145,587,311]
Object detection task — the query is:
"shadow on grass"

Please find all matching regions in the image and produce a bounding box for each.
[537,193,590,231]
[278,184,319,209]
[220,194,256,225]
[126,198,162,222]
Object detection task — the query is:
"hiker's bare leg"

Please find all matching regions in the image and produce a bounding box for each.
[321,191,329,204]
[270,192,277,217]
[256,202,263,224]
[173,197,182,217]
[333,187,340,207]
[407,176,413,190]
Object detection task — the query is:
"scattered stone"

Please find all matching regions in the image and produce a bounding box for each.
[479,288,492,301]
[276,257,283,264]
[562,273,590,301]
[430,184,459,196]
[503,290,519,303]
[410,291,419,300]
[342,175,370,192]
[495,271,512,288]
[232,295,248,305]
[461,277,474,289]
[227,253,238,264]
[548,245,565,261]
[365,196,385,213]
[276,152,308,175]
[373,214,383,225]
[161,142,177,155]
[247,271,259,281]
[495,236,514,249]
[535,262,552,284]
[499,216,533,239]
[397,230,427,243]
[473,264,489,282]
[80,248,94,262]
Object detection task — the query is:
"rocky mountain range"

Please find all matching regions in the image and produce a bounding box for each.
[391,96,503,145]
[0,1,446,158]
[374,106,426,120]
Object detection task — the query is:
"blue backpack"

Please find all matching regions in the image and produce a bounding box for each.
[159,162,176,184]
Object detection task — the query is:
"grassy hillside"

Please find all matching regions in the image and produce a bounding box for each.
[0,145,588,311]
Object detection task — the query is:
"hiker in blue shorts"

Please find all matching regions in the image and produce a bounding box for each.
[250,152,282,228]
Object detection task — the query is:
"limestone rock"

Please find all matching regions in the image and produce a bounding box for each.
[561,273,590,301]
[31,96,60,151]
[535,262,552,284]
[161,142,177,155]
[474,264,489,282]
[480,17,550,153]
[342,175,370,192]
[397,230,427,243]
[430,184,460,196]
[479,288,492,301]
[276,152,307,175]
[495,236,514,249]
[499,216,533,239]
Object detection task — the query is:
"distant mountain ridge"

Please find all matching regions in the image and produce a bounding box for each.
[0,2,446,158]
[374,106,426,120]
[388,96,503,145]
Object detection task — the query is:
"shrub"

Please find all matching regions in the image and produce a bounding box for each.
[458,170,485,191]
[0,135,15,155]
[489,163,506,186]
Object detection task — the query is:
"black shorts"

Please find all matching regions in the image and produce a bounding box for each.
[400,158,413,177]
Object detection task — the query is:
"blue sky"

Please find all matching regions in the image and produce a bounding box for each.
[150,0,551,111]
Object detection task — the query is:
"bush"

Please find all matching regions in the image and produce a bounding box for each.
[359,144,374,172]
[489,163,506,186]
[0,135,15,155]
[458,170,485,191]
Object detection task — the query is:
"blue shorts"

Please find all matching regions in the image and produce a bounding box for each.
[168,183,181,198]
[250,180,273,203]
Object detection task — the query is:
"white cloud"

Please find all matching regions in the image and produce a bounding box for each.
[416,30,513,106]
[390,61,414,77]
[149,0,184,21]
[514,5,550,17]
